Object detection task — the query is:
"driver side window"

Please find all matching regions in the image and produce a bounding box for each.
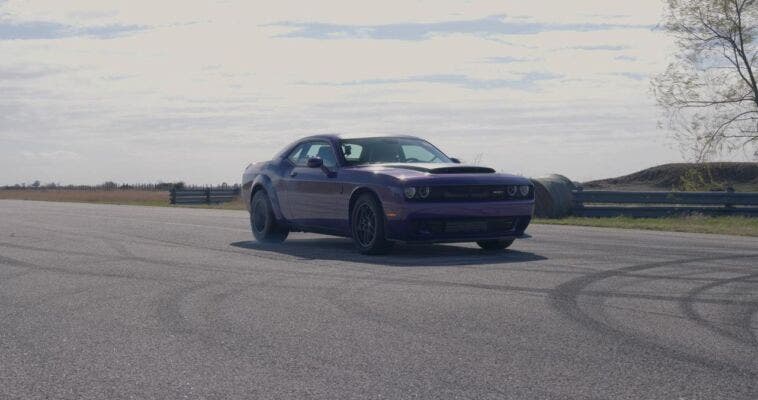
[287,143,307,166]
[287,141,337,167]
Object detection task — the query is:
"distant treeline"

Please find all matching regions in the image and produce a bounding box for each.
[1,181,240,191]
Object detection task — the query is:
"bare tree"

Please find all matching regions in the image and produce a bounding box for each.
[471,153,484,166]
[653,0,758,160]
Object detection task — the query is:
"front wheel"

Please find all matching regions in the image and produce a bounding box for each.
[351,194,393,255]
[250,190,289,243]
[476,238,515,251]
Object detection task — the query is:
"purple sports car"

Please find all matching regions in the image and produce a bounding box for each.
[241,134,534,254]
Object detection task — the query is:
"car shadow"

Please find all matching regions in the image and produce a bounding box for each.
[230,237,546,267]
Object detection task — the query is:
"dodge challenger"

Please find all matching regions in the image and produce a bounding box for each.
[241,134,534,254]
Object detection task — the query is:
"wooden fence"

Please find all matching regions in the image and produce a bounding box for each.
[571,189,758,217]
[170,188,241,205]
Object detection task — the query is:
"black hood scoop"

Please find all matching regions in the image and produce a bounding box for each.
[381,164,495,174]
[429,166,495,174]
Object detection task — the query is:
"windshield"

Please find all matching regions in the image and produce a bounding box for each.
[339,137,452,165]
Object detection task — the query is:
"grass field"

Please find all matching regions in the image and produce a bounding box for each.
[2,189,756,237]
[534,215,758,237]
[0,189,245,209]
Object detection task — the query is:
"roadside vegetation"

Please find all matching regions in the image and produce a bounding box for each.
[0,189,245,210]
[583,162,758,192]
[0,189,168,207]
[534,215,758,237]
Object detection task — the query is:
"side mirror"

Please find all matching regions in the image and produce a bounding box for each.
[307,157,323,168]
[450,157,461,164]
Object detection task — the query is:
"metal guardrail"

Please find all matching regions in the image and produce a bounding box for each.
[571,189,758,217]
[170,188,240,205]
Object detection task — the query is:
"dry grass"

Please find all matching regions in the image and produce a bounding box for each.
[0,189,167,206]
[534,215,758,237]
[0,189,246,210]
[196,198,245,210]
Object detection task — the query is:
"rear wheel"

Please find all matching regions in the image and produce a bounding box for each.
[250,190,289,243]
[476,238,515,251]
[351,194,393,255]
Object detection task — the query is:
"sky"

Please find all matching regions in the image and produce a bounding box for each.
[1,0,752,185]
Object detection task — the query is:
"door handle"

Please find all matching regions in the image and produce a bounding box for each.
[290,172,297,177]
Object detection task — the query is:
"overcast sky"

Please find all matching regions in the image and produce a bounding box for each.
[2,0,752,185]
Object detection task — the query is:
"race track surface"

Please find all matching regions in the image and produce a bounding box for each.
[1,200,757,399]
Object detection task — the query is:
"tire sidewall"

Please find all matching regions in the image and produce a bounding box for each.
[251,191,271,241]
[250,190,288,243]
[351,194,389,254]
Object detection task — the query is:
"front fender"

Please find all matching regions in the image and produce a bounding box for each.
[249,174,286,221]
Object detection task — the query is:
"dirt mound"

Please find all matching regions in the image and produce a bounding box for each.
[583,162,758,191]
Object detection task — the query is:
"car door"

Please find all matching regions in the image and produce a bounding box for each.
[275,142,308,221]
[282,141,343,231]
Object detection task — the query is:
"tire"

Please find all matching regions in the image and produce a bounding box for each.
[250,190,289,243]
[476,238,515,251]
[351,194,393,255]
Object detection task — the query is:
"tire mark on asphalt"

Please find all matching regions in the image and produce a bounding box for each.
[0,239,446,293]
[0,254,40,268]
[0,240,289,283]
[0,283,109,358]
[155,282,213,336]
[740,303,758,347]
[9,221,758,364]
[0,240,154,259]
[0,251,190,283]
[549,253,758,380]
[561,264,758,330]
[679,272,758,348]
[5,239,757,311]
[5,213,550,268]
[730,276,758,347]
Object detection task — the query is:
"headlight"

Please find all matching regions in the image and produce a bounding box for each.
[418,186,430,198]
[519,185,530,197]
[404,187,417,199]
[507,186,517,197]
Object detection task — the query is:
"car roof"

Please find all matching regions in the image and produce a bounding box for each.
[274,133,427,159]
[300,133,421,141]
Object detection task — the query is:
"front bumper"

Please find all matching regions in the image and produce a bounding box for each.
[384,200,534,243]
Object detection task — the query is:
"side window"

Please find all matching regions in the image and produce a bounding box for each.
[341,143,363,162]
[401,144,437,162]
[303,144,321,158]
[287,143,307,166]
[288,141,337,167]
[304,142,337,167]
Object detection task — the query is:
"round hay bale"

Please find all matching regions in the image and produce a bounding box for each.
[530,174,576,218]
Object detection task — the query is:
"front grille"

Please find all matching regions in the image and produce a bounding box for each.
[416,185,533,202]
[411,217,516,236]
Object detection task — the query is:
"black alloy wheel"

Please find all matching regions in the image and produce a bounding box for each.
[351,194,393,255]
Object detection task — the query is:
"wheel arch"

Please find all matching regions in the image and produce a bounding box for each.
[250,175,286,221]
[348,187,389,233]
[347,186,394,253]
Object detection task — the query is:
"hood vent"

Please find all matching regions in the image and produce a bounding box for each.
[429,166,495,174]
[378,164,496,174]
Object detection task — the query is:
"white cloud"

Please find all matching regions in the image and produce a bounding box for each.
[0,0,748,185]
[20,149,81,161]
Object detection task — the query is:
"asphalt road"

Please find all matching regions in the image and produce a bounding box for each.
[1,200,757,400]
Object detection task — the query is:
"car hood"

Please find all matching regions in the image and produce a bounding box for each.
[347,163,531,185]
